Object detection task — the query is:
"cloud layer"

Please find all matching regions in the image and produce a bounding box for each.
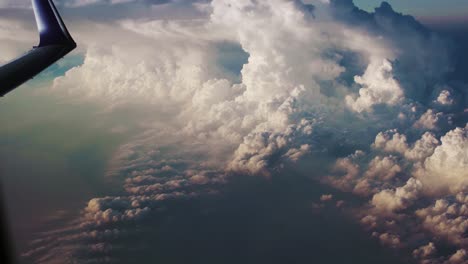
[2,0,466,263]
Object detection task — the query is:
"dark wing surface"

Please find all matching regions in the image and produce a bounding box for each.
[0,0,76,97]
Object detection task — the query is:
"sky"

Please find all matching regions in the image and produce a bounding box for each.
[354,0,468,19]
[0,1,468,264]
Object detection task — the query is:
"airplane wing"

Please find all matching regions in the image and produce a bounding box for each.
[0,0,76,97]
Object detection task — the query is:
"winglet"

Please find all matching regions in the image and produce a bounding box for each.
[32,0,76,47]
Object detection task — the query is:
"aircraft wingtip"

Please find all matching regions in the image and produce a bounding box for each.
[32,0,76,47]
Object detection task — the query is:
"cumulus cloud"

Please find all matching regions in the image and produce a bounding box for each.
[405,132,440,161]
[326,125,468,263]
[414,109,444,130]
[320,194,333,202]
[437,90,455,106]
[373,232,401,248]
[365,155,401,181]
[374,130,440,161]
[373,129,409,154]
[414,125,468,195]
[413,242,437,263]
[345,59,404,113]
[371,178,422,213]
[447,250,467,264]
[416,195,468,247]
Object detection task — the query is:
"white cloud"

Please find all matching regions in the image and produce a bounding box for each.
[413,242,437,262]
[374,130,440,161]
[416,195,468,247]
[414,109,444,130]
[447,249,467,264]
[414,125,468,195]
[346,59,404,113]
[437,90,454,106]
[374,129,409,154]
[371,178,422,213]
[373,232,401,248]
[405,132,440,161]
[365,156,401,181]
[323,151,363,194]
[320,194,333,202]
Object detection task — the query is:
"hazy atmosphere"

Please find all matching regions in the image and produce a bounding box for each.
[1,1,467,263]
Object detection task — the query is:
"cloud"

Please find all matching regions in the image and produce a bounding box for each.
[371,178,422,213]
[64,0,197,7]
[373,130,440,161]
[414,125,468,195]
[437,90,455,106]
[365,155,401,181]
[7,0,467,263]
[405,132,440,161]
[320,194,333,202]
[416,195,468,247]
[0,12,37,63]
[447,250,467,264]
[326,125,467,263]
[0,0,30,8]
[0,0,181,8]
[414,109,444,130]
[373,232,402,249]
[413,242,437,263]
[345,59,404,113]
[373,130,410,155]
